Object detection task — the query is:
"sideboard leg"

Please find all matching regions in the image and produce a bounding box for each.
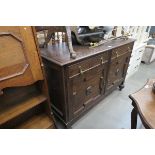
[66,124,72,129]
[119,82,125,91]
[131,105,137,129]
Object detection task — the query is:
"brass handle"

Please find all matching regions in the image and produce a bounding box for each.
[99,76,104,93]
[101,57,104,64]
[79,66,84,75]
[115,51,119,63]
[115,68,119,75]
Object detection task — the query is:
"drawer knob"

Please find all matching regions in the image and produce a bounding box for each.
[73,91,77,96]
[86,86,92,96]
[79,66,84,75]
[117,68,119,72]
[115,69,119,75]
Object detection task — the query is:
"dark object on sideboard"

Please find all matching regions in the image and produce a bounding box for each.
[41,38,135,128]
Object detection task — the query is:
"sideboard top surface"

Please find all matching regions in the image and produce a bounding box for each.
[40,38,135,66]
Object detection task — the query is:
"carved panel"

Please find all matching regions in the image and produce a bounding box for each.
[0,32,29,82]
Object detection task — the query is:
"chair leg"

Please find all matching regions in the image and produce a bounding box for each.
[131,106,137,129]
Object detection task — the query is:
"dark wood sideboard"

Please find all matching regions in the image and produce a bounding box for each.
[40,38,135,128]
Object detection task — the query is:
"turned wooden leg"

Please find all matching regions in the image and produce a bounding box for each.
[131,105,137,129]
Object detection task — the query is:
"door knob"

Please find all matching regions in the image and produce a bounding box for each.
[115,69,119,75]
[73,91,77,96]
[86,86,92,96]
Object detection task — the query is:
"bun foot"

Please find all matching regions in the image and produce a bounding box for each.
[119,84,124,91]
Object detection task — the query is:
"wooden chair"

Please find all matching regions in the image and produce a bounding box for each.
[129,79,155,129]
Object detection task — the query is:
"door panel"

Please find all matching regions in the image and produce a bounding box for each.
[0,31,29,81]
[0,26,43,90]
[68,64,107,117]
[106,52,131,90]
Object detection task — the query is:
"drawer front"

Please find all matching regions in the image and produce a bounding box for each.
[68,64,107,117]
[107,52,131,90]
[111,42,133,59]
[67,52,108,78]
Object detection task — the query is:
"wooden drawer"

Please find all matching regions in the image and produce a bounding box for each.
[112,43,133,59]
[68,64,107,117]
[107,52,131,90]
[67,52,108,78]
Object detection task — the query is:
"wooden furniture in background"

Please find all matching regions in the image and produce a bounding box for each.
[142,45,155,64]
[0,26,55,129]
[40,38,135,128]
[129,79,155,129]
[126,43,146,79]
[116,26,151,79]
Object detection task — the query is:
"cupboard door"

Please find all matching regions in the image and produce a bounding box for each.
[0,26,43,90]
[68,64,107,117]
[0,27,29,82]
[106,52,131,91]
